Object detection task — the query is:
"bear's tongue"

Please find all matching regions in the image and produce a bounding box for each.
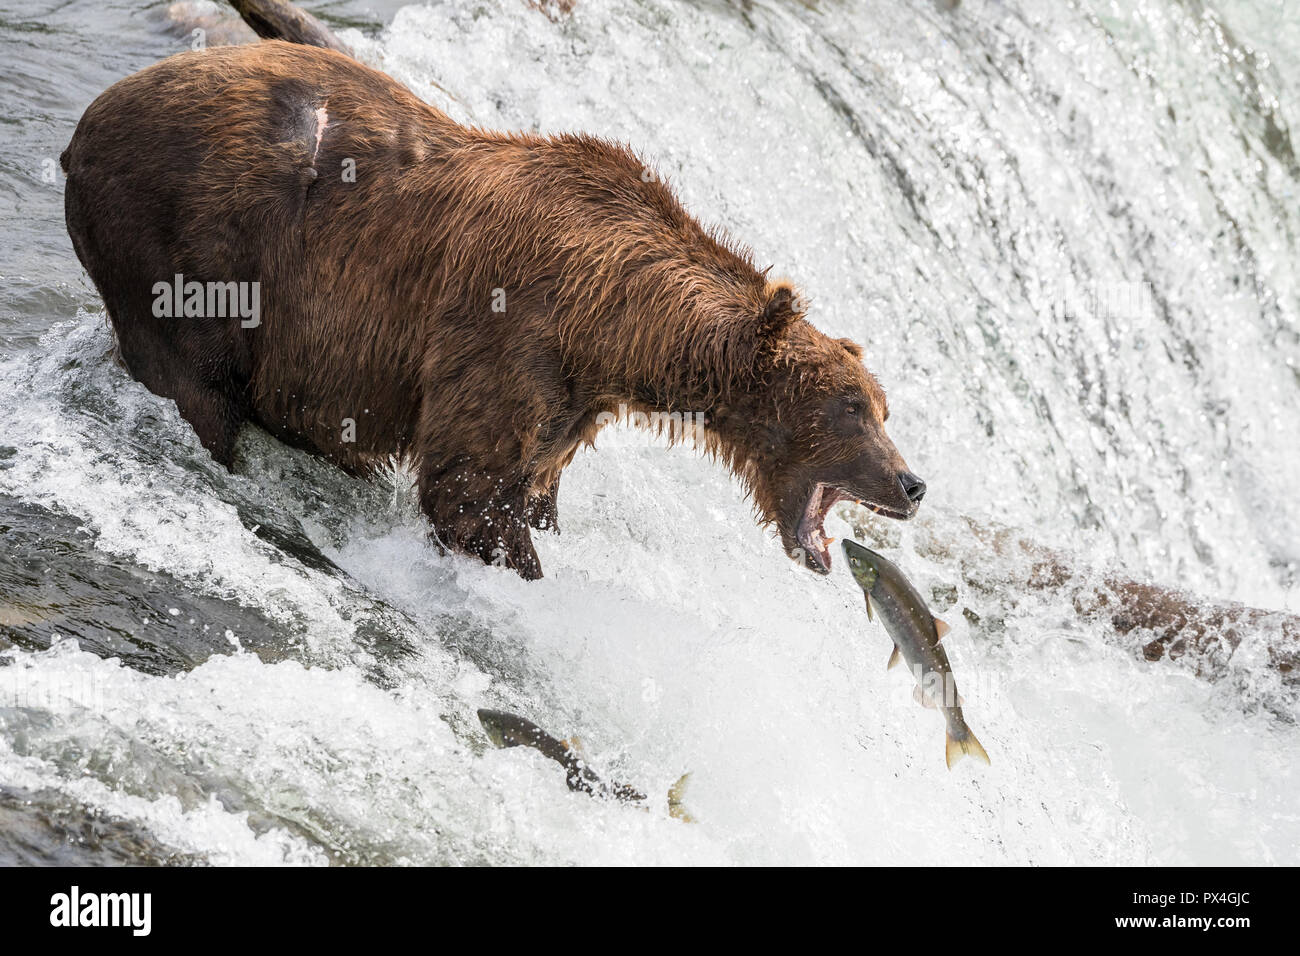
[797,483,844,571]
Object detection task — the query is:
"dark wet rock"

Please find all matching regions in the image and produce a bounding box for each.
[0,495,283,676]
[0,783,200,866]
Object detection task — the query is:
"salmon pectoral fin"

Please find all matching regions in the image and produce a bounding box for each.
[864,593,874,621]
[934,617,950,640]
[887,646,902,670]
[945,728,991,769]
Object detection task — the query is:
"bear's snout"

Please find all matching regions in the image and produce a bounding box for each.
[899,471,926,504]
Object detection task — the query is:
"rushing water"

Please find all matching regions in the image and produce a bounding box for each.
[0,0,1297,865]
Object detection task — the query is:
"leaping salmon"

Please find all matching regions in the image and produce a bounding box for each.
[842,539,990,769]
[476,708,694,820]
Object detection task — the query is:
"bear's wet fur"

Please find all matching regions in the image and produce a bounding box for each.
[63,41,922,578]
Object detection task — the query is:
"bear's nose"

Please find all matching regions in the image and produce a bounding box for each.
[899,472,926,503]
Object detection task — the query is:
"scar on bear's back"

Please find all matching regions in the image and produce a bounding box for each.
[310,103,328,163]
[267,78,330,171]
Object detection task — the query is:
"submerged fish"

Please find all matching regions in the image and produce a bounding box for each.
[842,540,990,769]
[477,708,694,819]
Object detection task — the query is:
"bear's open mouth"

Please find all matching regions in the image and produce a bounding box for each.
[795,482,911,573]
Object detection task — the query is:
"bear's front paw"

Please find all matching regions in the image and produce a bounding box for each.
[457,522,543,580]
[525,491,560,534]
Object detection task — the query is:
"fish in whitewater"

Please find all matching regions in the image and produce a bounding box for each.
[841,539,990,769]
[476,709,694,820]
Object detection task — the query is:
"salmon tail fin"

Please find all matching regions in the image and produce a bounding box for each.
[668,773,695,823]
[945,728,991,769]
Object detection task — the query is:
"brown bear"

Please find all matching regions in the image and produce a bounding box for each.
[61,39,925,579]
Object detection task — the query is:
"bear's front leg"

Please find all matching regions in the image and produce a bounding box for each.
[418,457,543,579]
[525,475,561,533]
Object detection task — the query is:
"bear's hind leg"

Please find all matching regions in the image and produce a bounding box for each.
[169,379,246,469]
[109,315,248,471]
[67,173,249,471]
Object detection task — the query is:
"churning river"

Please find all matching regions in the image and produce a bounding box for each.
[1,0,1297,864]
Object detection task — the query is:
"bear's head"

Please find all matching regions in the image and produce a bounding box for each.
[707,280,925,574]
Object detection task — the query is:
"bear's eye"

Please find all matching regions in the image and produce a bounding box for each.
[844,402,863,418]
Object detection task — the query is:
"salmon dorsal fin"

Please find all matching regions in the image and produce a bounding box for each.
[934,618,950,640]
[561,736,585,756]
[887,645,901,670]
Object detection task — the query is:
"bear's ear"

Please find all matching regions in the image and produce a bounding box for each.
[702,279,806,390]
[756,279,803,347]
[836,337,864,360]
